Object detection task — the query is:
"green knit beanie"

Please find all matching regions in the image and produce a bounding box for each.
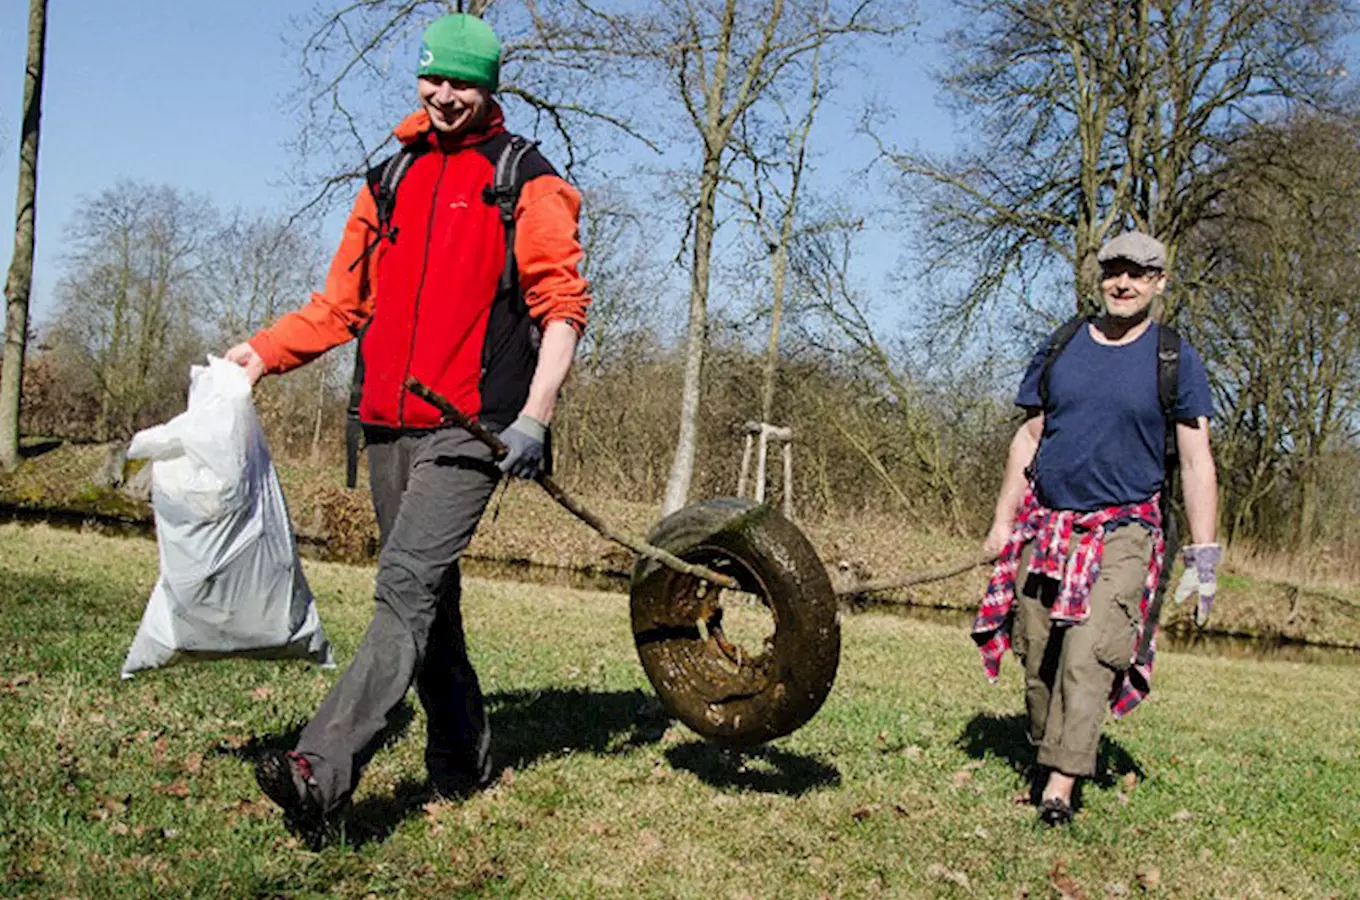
[417,14,501,91]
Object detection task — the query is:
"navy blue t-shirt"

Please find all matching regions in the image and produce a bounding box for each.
[1015,322,1214,512]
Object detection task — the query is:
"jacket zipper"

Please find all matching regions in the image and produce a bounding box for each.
[398,153,449,427]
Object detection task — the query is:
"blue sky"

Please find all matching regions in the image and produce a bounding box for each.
[0,1,961,330]
[0,1,310,321]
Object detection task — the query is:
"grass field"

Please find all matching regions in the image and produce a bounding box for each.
[2,522,1358,899]
[6,443,1360,654]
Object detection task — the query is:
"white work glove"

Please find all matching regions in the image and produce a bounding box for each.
[1174,543,1221,628]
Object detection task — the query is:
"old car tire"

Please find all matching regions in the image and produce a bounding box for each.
[630,498,840,746]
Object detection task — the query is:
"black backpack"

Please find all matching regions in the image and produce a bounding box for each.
[343,134,542,488]
[1034,315,1183,663]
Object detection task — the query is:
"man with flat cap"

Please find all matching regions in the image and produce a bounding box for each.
[972,230,1220,826]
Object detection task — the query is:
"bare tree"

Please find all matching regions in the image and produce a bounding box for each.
[648,0,907,514]
[727,14,830,428]
[884,0,1355,321]
[287,0,905,514]
[203,212,324,344]
[1184,111,1360,551]
[1,0,48,471]
[48,183,214,439]
[572,186,662,379]
[284,0,657,219]
[794,223,976,533]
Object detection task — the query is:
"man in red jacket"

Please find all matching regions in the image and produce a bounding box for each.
[225,13,590,838]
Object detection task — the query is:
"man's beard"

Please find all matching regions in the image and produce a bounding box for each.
[1103,298,1150,323]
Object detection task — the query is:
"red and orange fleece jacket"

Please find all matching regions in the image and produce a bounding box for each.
[248,104,590,430]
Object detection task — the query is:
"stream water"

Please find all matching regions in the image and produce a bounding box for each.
[6,504,1358,667]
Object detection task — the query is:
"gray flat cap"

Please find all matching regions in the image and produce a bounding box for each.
[1097,230,1166,269]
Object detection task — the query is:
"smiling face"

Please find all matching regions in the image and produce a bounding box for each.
[1100,259,1167,321]
[417,75,491,135]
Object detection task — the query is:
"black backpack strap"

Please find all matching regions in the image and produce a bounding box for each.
[1136,321,1184,665]
[344,319,371,489]
[1036,315,1091,413]
[348,144,426,273]
[1025,315,1089,487]
[1156,323,1181,467]
[342,144,426,484]
[482,135,539,294]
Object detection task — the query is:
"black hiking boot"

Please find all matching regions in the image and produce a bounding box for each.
[427,749,495,802]
[1037,796,1073,827]
[254,749,334,848]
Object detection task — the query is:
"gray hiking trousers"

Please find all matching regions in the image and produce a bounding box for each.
[295,427,500,813]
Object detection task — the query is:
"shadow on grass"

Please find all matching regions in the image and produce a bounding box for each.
[956,712,1144,806]
[217,701,418,765]
[227,688,672,848]
[664,743,841,795]
[490,686,671,767]
[18,437,64,460]
[342,688,673,847]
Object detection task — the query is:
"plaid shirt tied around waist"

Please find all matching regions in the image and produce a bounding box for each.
[971,485,1165,718]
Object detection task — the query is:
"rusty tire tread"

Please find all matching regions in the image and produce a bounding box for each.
[630,497,840,745]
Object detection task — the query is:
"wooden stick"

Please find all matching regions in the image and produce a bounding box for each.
[836,553,996,599]
[405,378,742,591]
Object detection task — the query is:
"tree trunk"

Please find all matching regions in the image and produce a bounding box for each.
[0,0,48,472]
[662,153,723,515]
[758,245,788,425]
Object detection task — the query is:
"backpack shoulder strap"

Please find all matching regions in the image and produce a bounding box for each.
[1143,322,1185,659]
[349,143,427,274]
[1157,322,1181,464]
[367,144,424,233]
[479,132,554,295]
[1036,314,1090,412]
[343,144,425,484]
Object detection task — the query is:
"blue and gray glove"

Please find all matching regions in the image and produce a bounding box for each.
[1174,543,1221,628]
[498,414,546,480]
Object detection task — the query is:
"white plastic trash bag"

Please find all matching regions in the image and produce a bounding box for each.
[120,356,333,677]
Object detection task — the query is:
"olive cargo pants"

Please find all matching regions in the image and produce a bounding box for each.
[1012,524,1153,777]
[294,427,500,813]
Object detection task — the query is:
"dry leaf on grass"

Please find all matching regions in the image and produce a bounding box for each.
[217,734,248,751]
[1049,858,1087,900]
[423,800,454,820]
[230,798,273,819]
[90,794,130,821]
[153,780,191,799]
[2,672,37,692]
[927,863,971,891]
